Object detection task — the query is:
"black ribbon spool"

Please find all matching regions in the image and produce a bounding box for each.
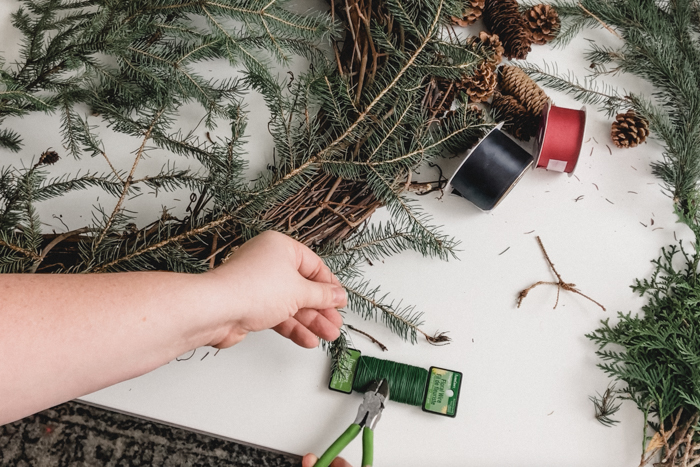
[449,127,533,211]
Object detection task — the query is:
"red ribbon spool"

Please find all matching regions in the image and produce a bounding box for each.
[534,102,587,174]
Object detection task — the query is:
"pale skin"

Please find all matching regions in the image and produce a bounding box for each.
[0,230,351,464]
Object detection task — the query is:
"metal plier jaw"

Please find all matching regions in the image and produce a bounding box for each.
[353,379,389,430]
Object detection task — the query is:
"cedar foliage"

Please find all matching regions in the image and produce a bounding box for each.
[588,210,700,466]
[518,0,700,463]
[0,1,490,349]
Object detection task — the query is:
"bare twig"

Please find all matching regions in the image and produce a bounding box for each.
[517,236,606,311]
[346,324,388,351]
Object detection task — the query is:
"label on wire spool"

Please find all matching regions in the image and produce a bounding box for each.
[328,348,362,394]
[422,367,462,418]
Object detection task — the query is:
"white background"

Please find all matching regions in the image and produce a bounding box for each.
[0,1,686,465]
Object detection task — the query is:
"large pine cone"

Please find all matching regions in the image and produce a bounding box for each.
[611,110,650,148]
[460,62,497,103]
[477,31,505,66]
[498,65,548,116]
[523,4,560,45]
[490,92,539,140]
[451,0,486,26]
[483,0,532,60]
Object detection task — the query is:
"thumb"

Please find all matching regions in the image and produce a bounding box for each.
[299,280,347,311]
[302,454,318,467]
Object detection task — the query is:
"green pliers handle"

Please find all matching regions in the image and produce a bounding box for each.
[314,424,375,467]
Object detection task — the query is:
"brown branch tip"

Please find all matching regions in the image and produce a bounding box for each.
[517,237,606,312]
[425,331,451,345]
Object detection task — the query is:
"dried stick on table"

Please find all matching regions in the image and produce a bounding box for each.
[517,236,606,311]
[346,324,388,351]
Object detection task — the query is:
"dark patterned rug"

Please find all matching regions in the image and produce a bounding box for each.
[0,401,300,466]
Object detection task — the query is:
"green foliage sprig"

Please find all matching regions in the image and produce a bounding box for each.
[586,209,700,464]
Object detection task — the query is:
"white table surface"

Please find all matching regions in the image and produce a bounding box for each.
[1,2,684,465]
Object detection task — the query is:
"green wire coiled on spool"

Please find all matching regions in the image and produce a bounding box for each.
[351,356,429,406]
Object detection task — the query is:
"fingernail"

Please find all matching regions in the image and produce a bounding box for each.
[333,286,347,306]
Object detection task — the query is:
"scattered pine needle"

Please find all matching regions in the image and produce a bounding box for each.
[593,183,599,190]
[499,246,511,255]
[606,198,614,204]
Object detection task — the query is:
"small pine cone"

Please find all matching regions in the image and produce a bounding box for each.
[523,4,560,45]
[611,110,650,148]
[478,31,505,66]
[498,65,549,115]
[451,0,486,26]
[460,62,497,103]
[490,92,539,140]
[38,149,60,165]
[483,0,532,60]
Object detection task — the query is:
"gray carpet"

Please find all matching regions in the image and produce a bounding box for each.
[0,401,300,466]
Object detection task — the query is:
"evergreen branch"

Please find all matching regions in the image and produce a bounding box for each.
[0,238,40,261]
[519,62,628,117]
[344,281,450,344]
[92,106,166,250]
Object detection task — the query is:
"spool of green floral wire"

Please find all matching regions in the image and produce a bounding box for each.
[328,349,463,418]
[352,356,428,406]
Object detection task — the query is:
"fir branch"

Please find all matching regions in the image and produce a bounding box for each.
[344,279,450,345]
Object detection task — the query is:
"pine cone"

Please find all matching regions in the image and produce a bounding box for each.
[459,62,497,103]
[483,0,532,60]
[523,4,560,45]
[451,0,486,26]
[611,110,650,148]
[498,65,548,116]
[477,31,505,66]
[490,92,539,140]
[38,149,60,165]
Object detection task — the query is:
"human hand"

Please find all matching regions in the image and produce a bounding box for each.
[302,453,353,467]
[203,231,346,349]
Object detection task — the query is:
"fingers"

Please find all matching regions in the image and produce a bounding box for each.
[273,308,343,348]
[273,318,320,348]
[298,279,347,311]
[302,454,317,467]
[331,457,353,467]
[295,308,342,341]
[302,454,353,467]
[294,241,337,285]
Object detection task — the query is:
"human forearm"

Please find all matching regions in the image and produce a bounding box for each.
[0,232,345,426]
[0,271,222,425]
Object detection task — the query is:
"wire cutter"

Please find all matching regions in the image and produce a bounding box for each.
[314,379,389,467]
